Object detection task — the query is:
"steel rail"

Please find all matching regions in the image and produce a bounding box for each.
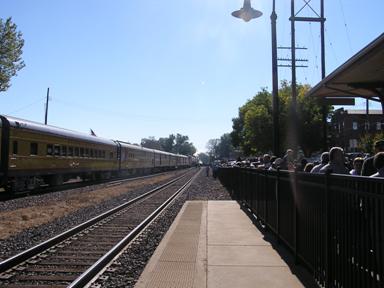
[0,168,191,200]
[68,170,199,288]
[0,171,191,273]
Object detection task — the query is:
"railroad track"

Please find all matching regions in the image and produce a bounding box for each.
[0,169,185,201]
[0,169,199,288]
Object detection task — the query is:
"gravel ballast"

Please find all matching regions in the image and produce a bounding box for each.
[93,169,232,288]
[0,168,233,288]
[0,170,185,261]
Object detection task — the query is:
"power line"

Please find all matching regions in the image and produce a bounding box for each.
[325,27,339,63]
[8,97,46,115]
[308,22,320,82]
[337,0,353,53]
[53,97,218,123]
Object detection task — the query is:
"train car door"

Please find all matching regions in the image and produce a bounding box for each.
[116,142,122,172]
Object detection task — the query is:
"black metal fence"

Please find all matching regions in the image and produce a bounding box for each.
[218,167,384,288]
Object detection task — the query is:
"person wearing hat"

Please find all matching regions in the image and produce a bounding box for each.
[361,139,384,176]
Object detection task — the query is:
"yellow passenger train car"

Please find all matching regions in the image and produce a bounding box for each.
[0,115,195,193]
[0,115,119,192]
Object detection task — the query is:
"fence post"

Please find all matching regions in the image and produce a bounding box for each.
[264,170,268,226]
[276,168,280,244]
[324,171,331,287]
[234,168,241,201]
[293,169,299,264]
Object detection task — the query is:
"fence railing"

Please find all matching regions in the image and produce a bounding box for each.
[218,167,384,288]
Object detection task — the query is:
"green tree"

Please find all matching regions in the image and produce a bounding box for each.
[197,152,210,165]
[216,133,234,159]
[173,133,196,155]
[230,88,273,155]
[141,136,163,150]
[206,134,234,160]
[359,132,384,154]
[231,81,331,156]
[159,134,175,152]
[0,17,25,92]
[206,138,220,160]
[156,134,196,155]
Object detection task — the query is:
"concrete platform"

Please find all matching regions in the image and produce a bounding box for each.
[135,201,313,288]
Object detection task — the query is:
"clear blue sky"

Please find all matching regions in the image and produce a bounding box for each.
[1,0,383,153]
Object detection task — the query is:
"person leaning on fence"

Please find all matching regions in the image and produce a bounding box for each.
[269,157,283,171]
[310,152,329,173]
[319,147,349,174]
[370,152,384,177]
[349,157,364,176]
[281,149,295,170]
[361,140,384,176]
[257,154,271,170]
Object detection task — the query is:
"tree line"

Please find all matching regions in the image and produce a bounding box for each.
[204,81,333,162]
[141,134,196,156]
[0,17,25,92]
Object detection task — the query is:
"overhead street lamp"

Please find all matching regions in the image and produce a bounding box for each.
[232,0,280,156]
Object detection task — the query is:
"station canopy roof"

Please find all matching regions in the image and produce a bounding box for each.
[306,33,384,109]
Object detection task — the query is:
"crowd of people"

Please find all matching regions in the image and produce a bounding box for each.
[221,140,384,178]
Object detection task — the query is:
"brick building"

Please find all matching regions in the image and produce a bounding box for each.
[329,108,384,152]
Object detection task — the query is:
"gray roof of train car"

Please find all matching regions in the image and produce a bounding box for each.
[117,141,188,158]
[1,115,190,158]
[1,115,116,146]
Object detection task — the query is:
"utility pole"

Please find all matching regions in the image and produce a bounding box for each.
[289,0,326,151]
[320,0,327,151]
[290,0,298,153]
[45,87,50,125]
[271,0,280,156]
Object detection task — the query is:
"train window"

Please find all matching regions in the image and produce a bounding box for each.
[90,149,94,158]
[12,141,18,155]
[80,148,84,157]
[85,148,89,157]
[68,147,73,157]
[110,151,114,159]
[74,147,79,157]
[47,144,53,156]
[54,145,60,156]
[30,143,38,155]
[102,151,106,159]
[98,150,102,158]
[61,146,67,156]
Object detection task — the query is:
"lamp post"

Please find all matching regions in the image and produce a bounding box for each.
[232,0,280,156]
